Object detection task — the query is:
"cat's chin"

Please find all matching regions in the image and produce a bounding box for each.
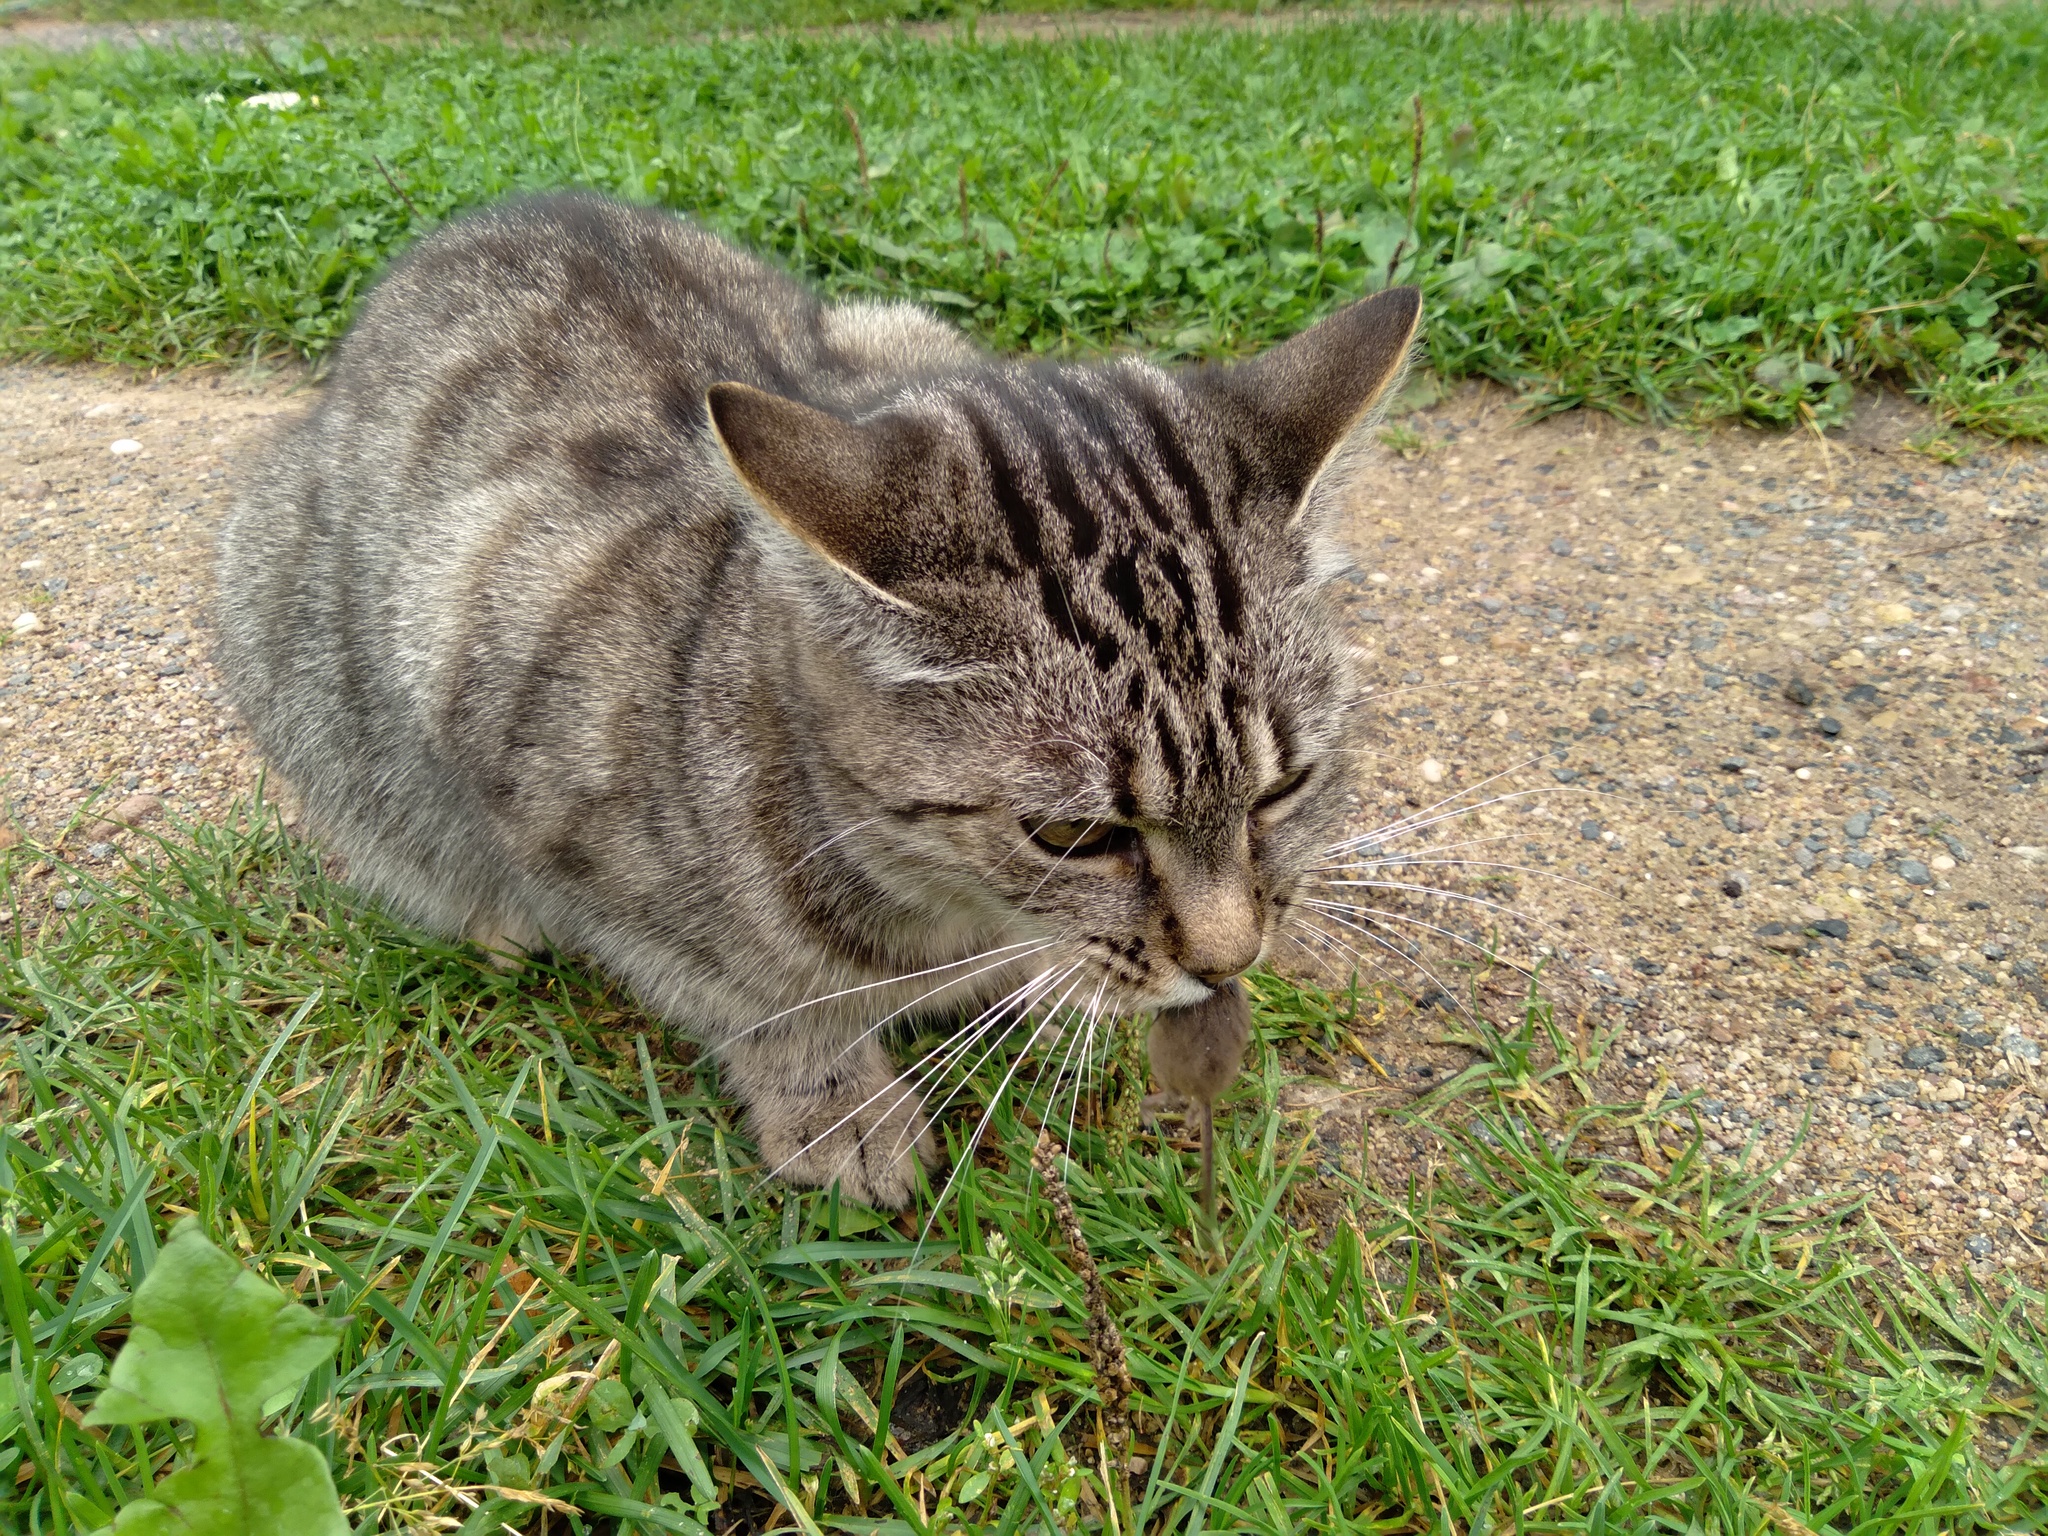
[1139,973,1219,1012]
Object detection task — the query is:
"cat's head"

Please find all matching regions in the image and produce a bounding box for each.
[710,287,1420,1013]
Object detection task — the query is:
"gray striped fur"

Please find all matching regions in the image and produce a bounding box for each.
[215,192,1420,1207]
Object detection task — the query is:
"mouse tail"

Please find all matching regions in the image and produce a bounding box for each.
[1199,1100,1217,1225]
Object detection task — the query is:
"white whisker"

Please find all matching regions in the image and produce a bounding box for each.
[818,940,1061,1072]
[913,964,1097,1254]
[1307,876,1554,936]
[727,937,1053,1046]
[788,814,890,874]
[1323,857,1598,896]
[749,963,1064,1193]
[1302,905,1481,1022]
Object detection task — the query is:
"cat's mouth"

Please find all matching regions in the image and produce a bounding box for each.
[1148,971,1220,1011]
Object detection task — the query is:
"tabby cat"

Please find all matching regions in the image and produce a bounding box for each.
[216,192,1420,1208]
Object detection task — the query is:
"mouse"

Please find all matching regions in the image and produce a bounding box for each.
[1142,979,1253,1224]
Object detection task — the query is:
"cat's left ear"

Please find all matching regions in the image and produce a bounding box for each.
[1205,286,1422,516]
[706,382,936,606]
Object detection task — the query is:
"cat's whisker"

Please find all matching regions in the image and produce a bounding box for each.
[747,963,1070,1196]
[814,940,1064,1073]
[1281,927,1420,1008]
[1321,789,1567,857]
[1301,905,1483,1023]
[1306,875,1553,937]
[904,961,1091,1159]
[1028,736,1111,771]
[1330,753,1552,827]
[1325,826,1529,860]
[788,814,891,874]
[1313,792,1583,872]
[1322,764,1561,853]
[726,937,1056,1047]
[1057,989,1110,1164]
[1015,974,1101,1130]
[1337,681,1457,713]
[1020,820,1101,905]
[1303,899,1527,989]
[1322,857,1598,899]
[897,963,1087,1154]
[913,964,1097,1253]
[1024,976,1106,1168]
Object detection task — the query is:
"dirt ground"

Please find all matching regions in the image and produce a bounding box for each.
[4,357,2046,1279]
[0,0,1965,53]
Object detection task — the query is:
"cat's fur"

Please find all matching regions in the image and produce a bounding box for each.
[215,192,1419,1207]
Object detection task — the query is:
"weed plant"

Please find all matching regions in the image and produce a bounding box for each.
[2,3,2046,436]
[3,809,2044,1532]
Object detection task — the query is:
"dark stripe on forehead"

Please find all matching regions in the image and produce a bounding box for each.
[1102,548,1146,630]
[1152,701,1190,789]
[1039,569,1082,648]
[1039,567,1120,671]
[962,402,1043,571]
[1134,389,1214,535]
[1210,546,1244,638]
[1108,740,1139,820]
[1034,387,1105,562]
[1156,544,1199,622]
[1115,435,1177,537]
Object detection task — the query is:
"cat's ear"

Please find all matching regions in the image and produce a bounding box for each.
[706,382,934,605]
[1210,286,1422,514]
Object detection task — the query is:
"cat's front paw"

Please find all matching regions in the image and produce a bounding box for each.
[750,1076,939,1211]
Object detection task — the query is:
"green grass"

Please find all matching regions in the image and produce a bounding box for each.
[4,807,2046,1534]
[2,3,2047,436]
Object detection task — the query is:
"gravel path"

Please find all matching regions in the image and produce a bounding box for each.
[6,358,2046,1279]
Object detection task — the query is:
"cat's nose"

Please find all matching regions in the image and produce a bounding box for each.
[1177,913,1263,986]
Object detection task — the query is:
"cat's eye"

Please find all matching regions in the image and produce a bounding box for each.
[1252,766,1313,817]
[1024,817,1131,859]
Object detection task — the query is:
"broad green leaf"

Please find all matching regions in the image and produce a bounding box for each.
[99,1435,344,1536]
[87,1218,341,1431]
[83,1219,347,1536]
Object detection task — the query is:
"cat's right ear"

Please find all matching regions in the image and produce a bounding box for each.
[706,382,934,607]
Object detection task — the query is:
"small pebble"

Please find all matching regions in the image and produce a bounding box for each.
[1818,716,1843,736]
[1420,758,1446,785]
[1897,860,1931,886]
[1783,678,1815,706]
[110,438,142,455]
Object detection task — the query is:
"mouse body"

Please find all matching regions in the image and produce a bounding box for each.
[1143,980,1253,1222]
